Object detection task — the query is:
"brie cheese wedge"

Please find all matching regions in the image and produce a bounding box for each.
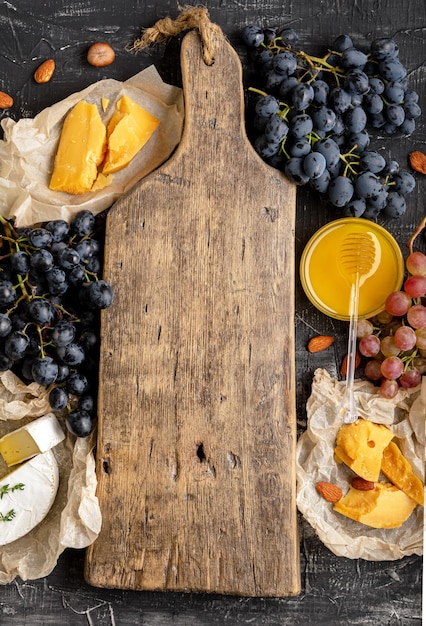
[0,449,59,546]
[0,413,65,466]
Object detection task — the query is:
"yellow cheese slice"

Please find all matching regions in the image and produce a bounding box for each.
[334,482,417,529]
[334,418,394,482]
[49,100,107,194]
[102,95,160,174]
[0,413,65,467]
[0,450,59,546]
[381,441,424,507]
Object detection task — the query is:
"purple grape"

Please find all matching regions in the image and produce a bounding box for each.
[288,138,311,157]
[370,38,399,60]
[242,25,265,48]
[333,34,353,52]
[309,168,331,193]
[379,58,407,81]
[70,210,95,237]
[28,228,53,249]
[290,114,313,139]
[291,83,314,111]
[49,386,69,410]
[341,47,368,68]
[359,151,386,173]
[65,409,93,438]
[329,87,352,113]
[344,106,367,133]
[51,320,76,347]
[284,157,310,185]
[311,106,336,132]
[31,356,59,386]
[354,171,382,198]
[4,331,29,361]
[385,103,405,126]
[328,176,354,207]
[303,152,327,179]
[384,191,407,218]
[277,27,299,46]
[44,220,69,242]
[344,69,370,95]
[393,170,416,194]
[0,280,17,307]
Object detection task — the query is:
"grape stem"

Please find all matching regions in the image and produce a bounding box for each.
[265,39,346,83]
[407,215,426,254]
[340,145,360,178]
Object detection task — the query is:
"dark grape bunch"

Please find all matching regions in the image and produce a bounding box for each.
[355,219,426,398]
[242,26,421,219]
[0,210,114,438]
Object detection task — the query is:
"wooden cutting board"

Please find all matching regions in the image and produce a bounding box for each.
[84,29,299,597]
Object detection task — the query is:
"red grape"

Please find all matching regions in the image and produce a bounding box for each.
[404,275,426,298]
[364,359,382,381]
[356,319,374,338]
[399,367,421,388]
[407,304,426,329]
[406,251,426,277]
[415,327,426,350]
[380,378,399,399]
[393,325,416,351]
[359,334,381,357]
[380,335,400,357]
[413,356,426,374]
[380,356,404,380]
[376,310,393,324]
[385,291,412,316]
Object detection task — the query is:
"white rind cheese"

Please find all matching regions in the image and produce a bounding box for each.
[0,449,59,546]
[0,413,65,466]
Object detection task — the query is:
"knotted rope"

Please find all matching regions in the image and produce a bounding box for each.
[129,5,223,65]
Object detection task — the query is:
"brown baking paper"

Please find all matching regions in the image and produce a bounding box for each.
[0,65,184,226]
[296,368,424,561]
[0,371,100,583]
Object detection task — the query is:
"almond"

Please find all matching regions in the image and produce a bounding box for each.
[0,91,13,109]
[308,335,334,353]
[409,150,426,175]
[87,42,115,67]
[351,477,375,491]
[34,59,55,84]
[340,351,361,376]
[316,481,343,503]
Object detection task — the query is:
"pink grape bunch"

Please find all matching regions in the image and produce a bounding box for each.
[356,244,426,399]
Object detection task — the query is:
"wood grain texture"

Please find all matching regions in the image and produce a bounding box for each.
[85,30,299,596]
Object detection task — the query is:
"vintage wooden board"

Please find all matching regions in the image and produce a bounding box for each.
[85,29,299,597]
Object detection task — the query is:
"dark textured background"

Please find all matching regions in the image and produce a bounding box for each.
[0,1,424,624]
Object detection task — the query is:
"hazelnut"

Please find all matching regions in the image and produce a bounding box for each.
[87,42,115,67]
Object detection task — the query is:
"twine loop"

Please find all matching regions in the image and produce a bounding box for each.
[129,5,223,65]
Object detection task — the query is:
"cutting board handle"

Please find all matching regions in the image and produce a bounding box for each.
[178,30,246,151]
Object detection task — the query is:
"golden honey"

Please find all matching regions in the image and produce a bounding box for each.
[300,218,404,321]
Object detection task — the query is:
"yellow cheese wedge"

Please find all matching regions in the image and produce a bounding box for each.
[0,413,65,466]
[334,418,394,482]
[101,97,110,112]
[91,172,112,191]
[102,95,160,174]
[381,441,424,507]
[49,100,107,194]
[334,482,417,529]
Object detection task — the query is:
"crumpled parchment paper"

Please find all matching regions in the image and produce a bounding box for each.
[0,371,100,583]
[0,65,184,226]
[296,368,424,561]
